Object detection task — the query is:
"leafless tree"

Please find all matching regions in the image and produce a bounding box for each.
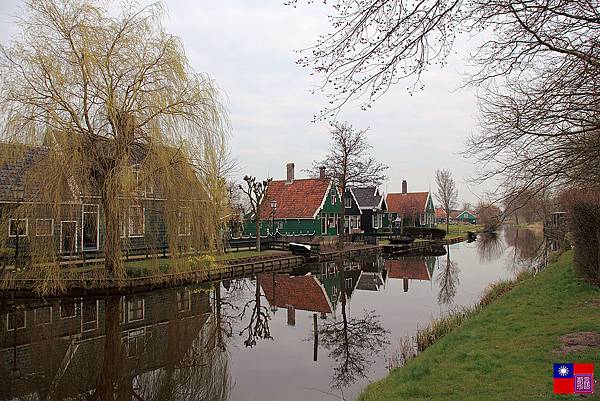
[308,121,387,246]
[436,246,459,305]
[476,201,502,232]
[435,169,458,234]
[292,0,600,203]
[239,176,272,252]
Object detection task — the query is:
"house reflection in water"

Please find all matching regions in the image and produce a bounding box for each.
[259,274,333,325]
[0,288,229,401]
[385,257,435,292]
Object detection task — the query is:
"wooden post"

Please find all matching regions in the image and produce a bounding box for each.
[313,313,318,362]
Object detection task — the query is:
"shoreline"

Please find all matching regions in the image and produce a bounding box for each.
[359,251,600,400]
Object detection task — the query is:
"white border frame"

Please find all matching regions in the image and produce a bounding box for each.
[8,218,28,237]
[126,298,145,322]
[81,204,100,251]
[128,205,145,238]
[6,309,26,331]
[34,306,52,326]
[59,300,77,319]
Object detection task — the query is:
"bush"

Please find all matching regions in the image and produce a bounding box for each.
[402,226,446,240]
[569,202,600,286]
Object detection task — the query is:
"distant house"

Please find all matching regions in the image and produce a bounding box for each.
[435,207,448,224]
[350,187,387,233]
[455,210,477,224]
[246,163,342,237]
[342,187,362,233]
[385,180,435,228]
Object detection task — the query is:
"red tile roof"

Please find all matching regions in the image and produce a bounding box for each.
[259,274,332,314]
[435,207,447,219]
[386,192,429,215]
[385,259,431,280]
[260,178,331,219]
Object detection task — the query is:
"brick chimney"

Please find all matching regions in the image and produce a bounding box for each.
[286,162,295,184]
[402,180,407,194]
[319,166,326,179]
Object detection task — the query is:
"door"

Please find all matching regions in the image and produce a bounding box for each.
[61,221,77,255]
[82,205,99,250]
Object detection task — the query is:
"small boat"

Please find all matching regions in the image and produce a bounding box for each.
[389,236,414,245]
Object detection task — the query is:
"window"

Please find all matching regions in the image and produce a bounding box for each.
[36,219,53,236]
[344,197,352,208]
[178,207,191,236]
[34,307,52,325]
[128,206,144,237]
[351,216,360,229]
[124,328,146,357]
[331,193,336,205]
[177,290,191,312]
[82,205,99,250]
[6,307,26,331]
[82,300,99,332]
[127,298,144,322]
[9,219,28,237]
[276,221,284,230]
[372,214,383,229]
[59,300,76,318]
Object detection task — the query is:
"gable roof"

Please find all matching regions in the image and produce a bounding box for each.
[386,192,430,215]
[351,187,385,210]
[385,258,431,281]
[259,274,332,314]
[435,207,447,219]
[456,210,477,218]
[260,178,331,219]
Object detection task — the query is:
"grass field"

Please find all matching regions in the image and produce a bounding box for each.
[359,251,600,401]
[437,223,483,239]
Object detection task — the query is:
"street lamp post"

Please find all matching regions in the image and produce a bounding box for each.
[270,200,277,240]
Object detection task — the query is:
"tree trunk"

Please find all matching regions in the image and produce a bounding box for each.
[255,205,261,252]
[445,206,450,235]
[338,185,346,251]
[101,174,124,278]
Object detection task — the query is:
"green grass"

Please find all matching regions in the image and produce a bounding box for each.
[359,251,600,401]
[437,223,483,239]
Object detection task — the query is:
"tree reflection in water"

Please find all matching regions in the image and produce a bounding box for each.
[503,226,546,273]
[238,277,272,347]
[435,245,460,305]
[1,290,231,401]
[319,268,389,390]
[477,231,504,263]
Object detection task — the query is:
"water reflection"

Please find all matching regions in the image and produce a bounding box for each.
[503,226,548,273]
[436,246,460,305]
[1,229,548,401]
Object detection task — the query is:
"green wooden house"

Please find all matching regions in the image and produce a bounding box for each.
[244,163,342,237]
[384,180,436,228]
[455,210,477,224]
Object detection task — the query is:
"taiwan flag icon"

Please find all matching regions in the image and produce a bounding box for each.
[553,363,594,394]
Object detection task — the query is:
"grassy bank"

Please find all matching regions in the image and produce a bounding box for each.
[437,223,483,240]
[360,251,600,401]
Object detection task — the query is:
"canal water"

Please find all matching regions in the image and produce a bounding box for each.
[0,228,547,401]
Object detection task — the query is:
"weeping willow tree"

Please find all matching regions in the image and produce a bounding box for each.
[0,0,228,285]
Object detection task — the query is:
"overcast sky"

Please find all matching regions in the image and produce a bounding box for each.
[0,0,488,205]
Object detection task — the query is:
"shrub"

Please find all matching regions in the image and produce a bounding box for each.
[569,202,600,286]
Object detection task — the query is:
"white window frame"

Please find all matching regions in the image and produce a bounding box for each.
[81,300,99,333]
[128,206,145,238]
[177,290,192,312]
[59,301,77,319]
[178,207,192,237]
[35,218,54,237]
[331,193,336,205]
[6,308,26,331]
[9,218,28,237]
[126,298,145,322]
[59,221,78,253]
[344,197,352,208]
[34,306,52,325]
[82,204,100,251]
